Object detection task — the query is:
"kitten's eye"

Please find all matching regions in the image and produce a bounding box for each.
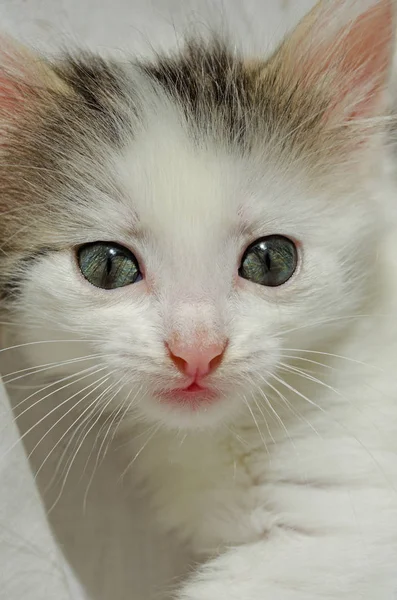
[239,235,297,287]
[77,242,142,289]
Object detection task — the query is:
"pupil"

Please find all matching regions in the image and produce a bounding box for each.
[264,251,271,271]
[106,255,113,275]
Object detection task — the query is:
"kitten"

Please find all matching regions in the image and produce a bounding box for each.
[1,0,397,598]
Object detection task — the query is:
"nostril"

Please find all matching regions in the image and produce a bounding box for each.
[208,351,224,373]
[168,350,189,375]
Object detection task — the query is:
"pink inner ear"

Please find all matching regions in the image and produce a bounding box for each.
[299,0,394,121]
[0,39,44,115]
[0,72,24,113]
[0,68,26,115]
[332,2,393,119]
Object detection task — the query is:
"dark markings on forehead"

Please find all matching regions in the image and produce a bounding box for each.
[140,40,327,151]
[54,55,135,145]
[141,40,257,145]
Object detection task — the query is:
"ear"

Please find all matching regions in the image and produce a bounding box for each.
[279,0,395,124]
[0,36,69,116]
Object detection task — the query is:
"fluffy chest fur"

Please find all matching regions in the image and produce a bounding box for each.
[127,308,397,555]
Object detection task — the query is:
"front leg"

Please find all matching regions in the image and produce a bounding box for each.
[177,527,397,600]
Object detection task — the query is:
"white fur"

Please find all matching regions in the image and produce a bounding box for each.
[3,1,397,598]
[6,115,397,598]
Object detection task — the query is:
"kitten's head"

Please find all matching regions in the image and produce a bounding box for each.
[0,0,394,430]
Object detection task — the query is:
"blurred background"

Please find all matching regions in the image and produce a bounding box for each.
[0,0,315,56]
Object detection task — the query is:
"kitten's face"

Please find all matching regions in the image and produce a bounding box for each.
[0,0,393,430]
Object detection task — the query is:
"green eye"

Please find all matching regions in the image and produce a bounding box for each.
[78,242,142,289]
[239,235,298,287]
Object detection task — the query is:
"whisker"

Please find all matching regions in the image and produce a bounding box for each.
[120,424,160,480]
[261,374,321,437]
[268,371,326,414]
[0,364,106,444]
[267,371,397,497]
[44,400,104,497]
[282,348,381,371]
[47,376,121,509]
[3,354,106,384]
[0,366,108,465]
[224,424,250,448]
[32,372,114,482]
[83,381,127,473]
[102,385,144,461]
[251,378,294,447]
[247,385,276,445]
[82,381,136,511]
[12,364,106,421]
[240,393,270,457]
[279,354,333,371]
[81,380,126,472]
[278,313,391,338]
[278,360,392,424]
[46,407,103,515]
[0,338,102,354]
[66,386,120,496]
[278,362,343,398]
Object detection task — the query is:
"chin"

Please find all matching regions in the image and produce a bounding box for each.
[136,387,244,431]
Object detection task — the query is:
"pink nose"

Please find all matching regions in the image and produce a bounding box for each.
[167,339,227,378]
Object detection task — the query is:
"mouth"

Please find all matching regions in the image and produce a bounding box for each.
[156,382,219,407]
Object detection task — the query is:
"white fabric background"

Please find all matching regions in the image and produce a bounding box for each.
[0,2,315,598]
